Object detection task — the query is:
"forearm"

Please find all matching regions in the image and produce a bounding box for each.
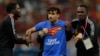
[14,38,28,44]
[25,27,36,37]
[66,30,73,41]
[38,31,46,38]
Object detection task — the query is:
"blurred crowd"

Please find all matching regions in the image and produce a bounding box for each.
[0,0,100,56]
[0,0,100,33]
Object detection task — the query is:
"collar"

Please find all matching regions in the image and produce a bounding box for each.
[8,13,14,19]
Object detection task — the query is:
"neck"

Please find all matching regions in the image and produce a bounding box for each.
[51,19,58,25]
[14,16,18,20]
[79,16,87,21]
[8,13,14,16]
[8,13,18,20]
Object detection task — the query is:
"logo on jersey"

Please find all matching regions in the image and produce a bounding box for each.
[45,39,60,45]
[48,27,62,36]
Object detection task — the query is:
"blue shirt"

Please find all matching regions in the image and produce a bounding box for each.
[35,20,67,56]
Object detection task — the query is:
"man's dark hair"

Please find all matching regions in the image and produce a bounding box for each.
[6,3,17,13]
[78,4,88,13]
[47,6,61,14]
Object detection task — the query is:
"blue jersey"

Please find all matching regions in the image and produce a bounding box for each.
[35,20,67,56]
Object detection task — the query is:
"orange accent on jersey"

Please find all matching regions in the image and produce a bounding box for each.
[48,27,62,36]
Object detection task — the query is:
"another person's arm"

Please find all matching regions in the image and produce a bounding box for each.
[65,22,73,41]
[25,22,46,43]
[71,20,83,42]
[24,27,37,43]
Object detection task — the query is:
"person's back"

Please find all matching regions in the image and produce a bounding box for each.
[0,16,15,48]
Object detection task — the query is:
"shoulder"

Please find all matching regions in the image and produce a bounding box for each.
[35,20,48,27]
[59,20,66,24]
[71,18,79,25]
[37,21,48,25]
[87,17,96,25]
[72,18,79,22]
[0,16,11,28]
[2,16,11,24]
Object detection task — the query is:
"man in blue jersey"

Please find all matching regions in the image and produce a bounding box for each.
[25,6,69,56]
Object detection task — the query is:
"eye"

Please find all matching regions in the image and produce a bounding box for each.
[48,13,55,15]
[77,11,84,13]
[52,13,55,15]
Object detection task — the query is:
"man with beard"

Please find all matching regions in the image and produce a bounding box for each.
[0,3,28,56]
[72,4,99,56]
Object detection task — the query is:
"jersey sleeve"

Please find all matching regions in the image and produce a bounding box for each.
[35,22,45,31]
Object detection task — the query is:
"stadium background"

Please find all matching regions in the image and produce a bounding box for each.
[0,0,100,56]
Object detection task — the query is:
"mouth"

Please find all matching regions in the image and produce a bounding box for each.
[78,15,83,18]
[49,17,53,20]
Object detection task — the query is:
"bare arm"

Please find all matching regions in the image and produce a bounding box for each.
[24,27,37,43]
[38,28,48,38]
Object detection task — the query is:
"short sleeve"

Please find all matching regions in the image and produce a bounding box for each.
[35,22,45,31]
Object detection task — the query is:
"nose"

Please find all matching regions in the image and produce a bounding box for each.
[77,11,84,15]
[18,9,21,12]
[49,14,52,16]
[77,12,83,16]
[48,14,52,18]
